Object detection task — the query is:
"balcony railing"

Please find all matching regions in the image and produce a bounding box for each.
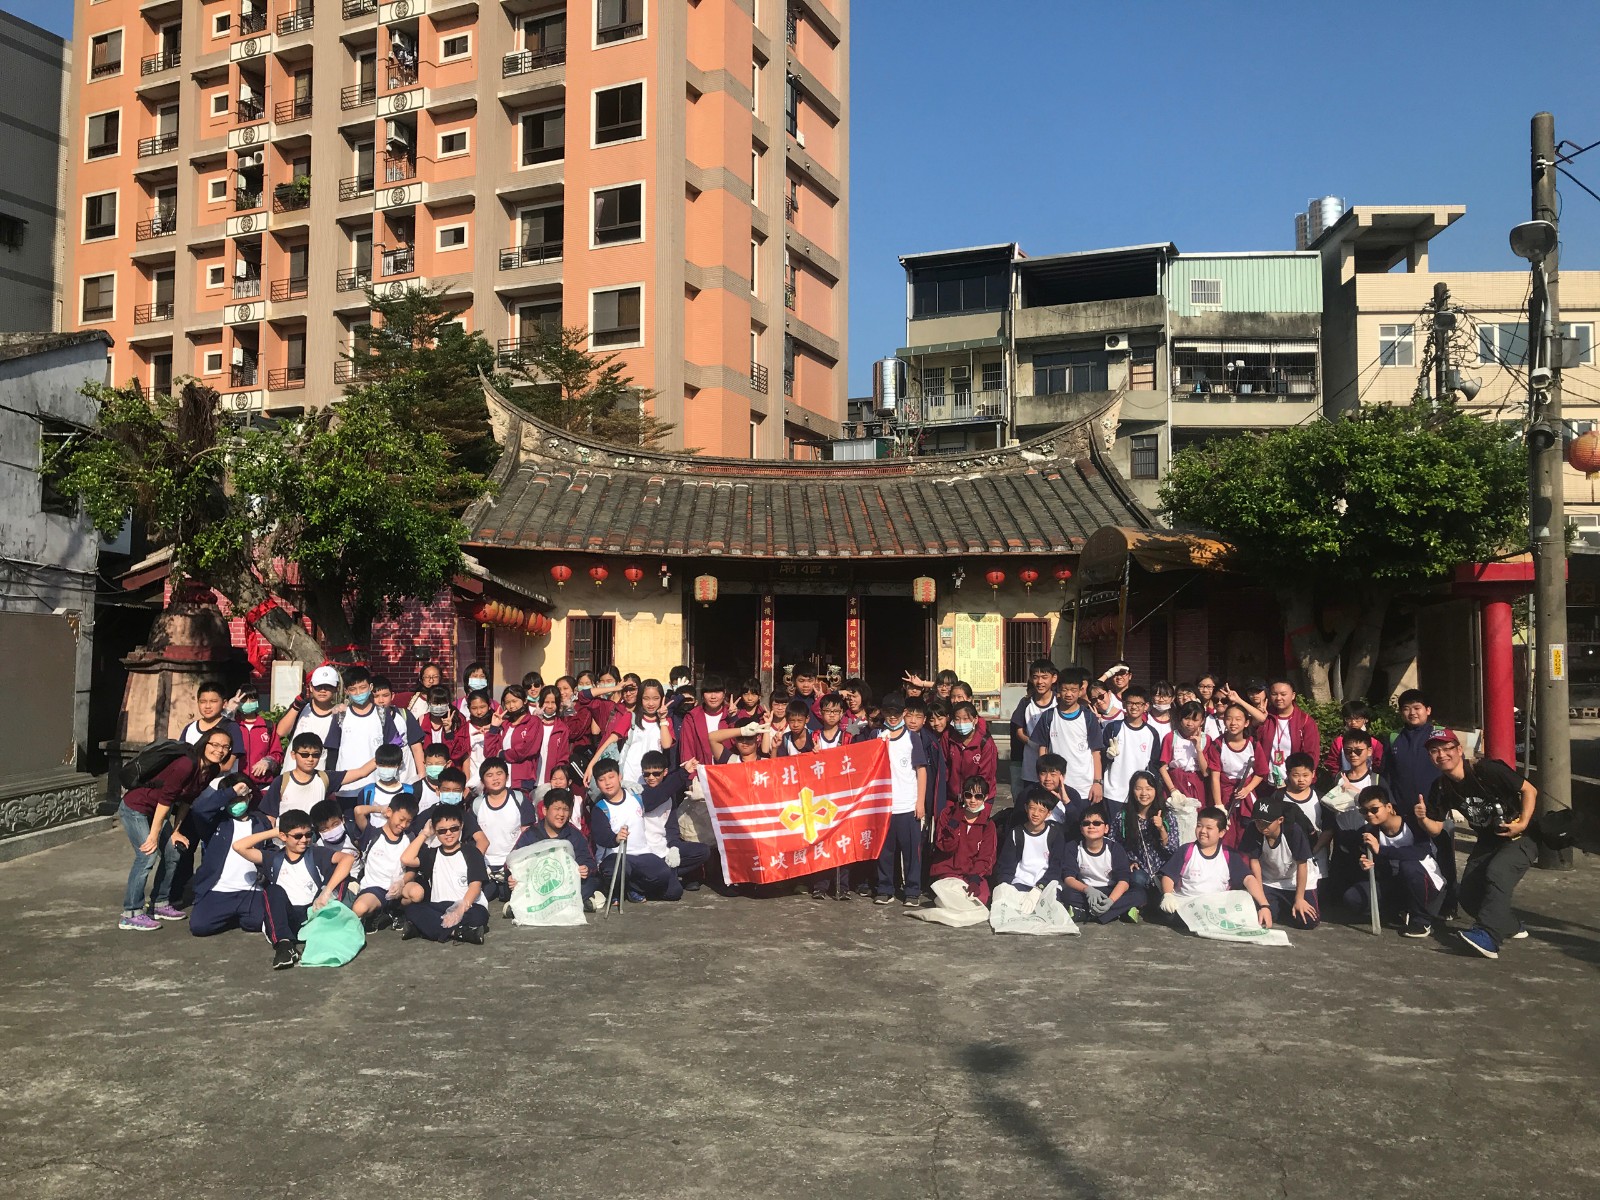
[230,363,259,388]
[784,193,796,221]
[141,50,181,75]
[496,336,551,366]
[275,96,313,123]
[136,212,177,240]
[232,275,262,299]
[269,276,309,302]
[502,46,567,76]
[341,81,376,109]
[387,60,419,88]
[596,19,643,44]
[90,59,121,79]
[381,247,414,276]
[342,0,377,16]
[786,6,799,45]
[268,365,307,390]
[338,175,375,201]
[384,153,416,182]
[497,241,562,270]
[783,282,796,310]
[235,190,263,212]
[277,7,315,35]
[751,362,769,394]
[783,371,794,396]
[916,388,1009,425]
[334,359,374,384]
[137,132,179,157]
[272,184,311,213]
[236,100,264,123]
[134,301,175,324]
[336,266,372,292]
[239,11,267,35]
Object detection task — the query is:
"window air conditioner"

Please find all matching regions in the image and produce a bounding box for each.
[1104,333,1130,353]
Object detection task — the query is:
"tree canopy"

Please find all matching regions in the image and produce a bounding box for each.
[1159,402,1527,700]
[504,324,674,447]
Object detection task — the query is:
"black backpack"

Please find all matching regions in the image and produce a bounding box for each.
[119,740,191,790]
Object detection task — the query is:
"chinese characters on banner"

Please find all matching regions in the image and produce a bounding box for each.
[698,739,893,886]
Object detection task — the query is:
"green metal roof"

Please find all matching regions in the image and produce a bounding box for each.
[1168,253,1322,317]
[896,336,1005,357]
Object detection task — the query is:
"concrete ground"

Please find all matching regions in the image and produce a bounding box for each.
[3,830,1599,1200]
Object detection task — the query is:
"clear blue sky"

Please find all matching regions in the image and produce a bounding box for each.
[13,0,1600,394]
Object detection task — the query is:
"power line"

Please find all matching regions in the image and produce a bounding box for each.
[1557,137,1600,164]
[1554,164,1600,209]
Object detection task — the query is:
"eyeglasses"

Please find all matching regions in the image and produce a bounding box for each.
[434,825,463,836]
[962,792,987,801]
[294,750,320,759]
[282,831,312,841]
[641,769,667,779]
[1080,820,1106,828]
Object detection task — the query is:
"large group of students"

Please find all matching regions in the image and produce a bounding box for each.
[115,655,1543,968]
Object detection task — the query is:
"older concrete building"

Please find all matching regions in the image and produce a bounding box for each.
[0,12,72,332]
[61,0,848,459]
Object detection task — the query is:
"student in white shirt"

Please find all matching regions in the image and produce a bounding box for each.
[352,794,419,932]
[276,665,345,769]
[1158,806,1274,929]
[232,808,354,970]
[471,757,536,902]
[398,807,490,944]
[874,693,928,907]
[1033,668,1105,804]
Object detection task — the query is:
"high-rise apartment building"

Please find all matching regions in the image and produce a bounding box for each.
[63,0,848,458]
[0,11,71,332]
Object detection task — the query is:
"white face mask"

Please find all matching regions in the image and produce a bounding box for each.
[377,767,400,783]
[430,704,450,718]
[321,822,346,844]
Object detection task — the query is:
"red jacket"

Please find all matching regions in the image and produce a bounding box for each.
[236,716,283,777]
[678,705,735,767]
[930,801,997,881]
[1253,706,1322,770]
[503,713,576,787]
[448,720,503,768]
[942,727,998,803]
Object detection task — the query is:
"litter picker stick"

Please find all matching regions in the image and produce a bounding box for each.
[1366,853,1381,936]
[605,835,628,916]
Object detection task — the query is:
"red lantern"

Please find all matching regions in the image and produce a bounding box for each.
[624,565,645,590]
[1019,568,1039,593]
[471,602,492,624]
[1054,565,1074,590]
[911,576,936,606]
[549,564,572,588]
[537,614,551,636]
[985,569,1005,594]
[694,575,719,606]
[1569,430,1600,478]
[526,610,540,634]
[589,565,609,587]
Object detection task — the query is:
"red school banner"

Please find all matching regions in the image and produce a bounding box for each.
[698,739,893,886]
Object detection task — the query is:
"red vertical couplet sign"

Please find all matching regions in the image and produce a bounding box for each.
[699,739,893,886]
[845,593,862,677]
[759,592,775,676]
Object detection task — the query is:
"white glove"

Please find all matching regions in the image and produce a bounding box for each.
[1159,893,1180,915]
[665,846,681,869]
[1085,887,1111,914]
[741,721,764,736]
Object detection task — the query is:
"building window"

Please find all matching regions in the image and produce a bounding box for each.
[981,360,1003,394]
[594,82,644,144]
[437,224,467,249]
[592,285,642,347]
[520,106,565,165]
[207,264,225,288]
[439,130,468,157]
[81,273,115,321]
[785,74,799,138]
[86,111,120,159]
[210,91,230,117]
[440,33,470,60]
[922,366,945,400]
[911,265,1008,316]
[1130,434,1159,480]
[567,615,616,677]
[1563,322,1596,366]
[89,30,122,78]
[208,177,228,202]
[38,420,81,518]
[1189,278,1223,308]
[1033,351,1107,396]
[592,183,642,245]
[0,213,25,250]
[83,192,118,241]
[212,13,231,37]
[1379,324,1415,367]
[1003,619,1051,685]
[1475,321,1530,367]
[595,0,644,45]
[204,350,223,374]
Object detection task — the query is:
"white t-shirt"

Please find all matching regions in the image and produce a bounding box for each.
[1019,697,1054,782]
[428,847,487,909]
[1378,822,1445,889]
[1264,717,1293,786]
[1178,845,1233,896]
[537,721,557,783]
[360,782,407,830]
[293,708,337,769]
[1286,793,1328,881]
[1013,828,1051,888]
[277,772,329,815]
[1167,732,1204,774]
[464,723,491,789]
[362,830,411,893]
[473,793,526,867]
[215,820,259,892]
[1104,721,1157,804]
[880,728,924,814]
[597,793,652,857]
[1045,709,1095,796]
[276,856,318,906]
[618,718,664,790]
[334,708,387,796]
[1218,740,1257,785]
[1256,833,1302,891]
[1076,842,1114,889]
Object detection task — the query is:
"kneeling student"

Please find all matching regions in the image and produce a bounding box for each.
[189,773,274,936]
[398,809,490,943]
[1158,806,1274,928]
[1240,797,1321,929]
[929,776,998,904]
[231,808,354,969]
[992,787,1069,892]
[1062,803,1146,923]
[352,793,419,932]
[1345,785,1446,939]
[509,788,602,912]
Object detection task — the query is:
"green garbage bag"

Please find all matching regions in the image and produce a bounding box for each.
[298,901,366,967]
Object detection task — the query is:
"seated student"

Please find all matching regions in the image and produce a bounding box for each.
[589,756,707,902]
[509,788,602,912]
[1240,797,1321,929]
[930,776,998,905]
[231,808,355,969]
[1035,753,1089,832]
[309,798,359,863]
[992,787,1070,893]
[1346,785,1446,939]
[1111,770,1175,890]
[350,744,411,833]
[233,686,283,782]
[1158,806,1275,928]
[188,773,274,937]
[471,757,536,903]
[397,808,490,943]
[1276,752,1333,903]
[1062,803,1146,924]
[351,794,419,932]
[259,733,375,822]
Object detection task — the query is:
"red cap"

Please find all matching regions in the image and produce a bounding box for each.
[1424,726,1460,747]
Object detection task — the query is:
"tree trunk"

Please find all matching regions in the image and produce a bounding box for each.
[1340,589,1391,702]
[1278,586,1344,704]
[300,583,361,662]
[219,570,326,664]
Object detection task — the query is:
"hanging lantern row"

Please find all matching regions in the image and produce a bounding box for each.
[1081,615,1121,641]
[548,562,656,590]
[472,601,551,638]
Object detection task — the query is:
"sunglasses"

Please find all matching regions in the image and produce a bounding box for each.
[294,749,320,759]
[282,830,312,841]
[434,825,463,836]
[1360,806,1385,815]
[641,769,668,779]
[1080,820,1106,829]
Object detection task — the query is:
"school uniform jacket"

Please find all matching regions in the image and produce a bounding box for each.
[930,802,997,882]
[447,719,504,767]
[235,717,283,777]
[678,705,735,768]
[189,785,273,898]
[1251,706,1322,765]
[991,820,1070,889]
[512,821,598,874]
[942,727,998,805]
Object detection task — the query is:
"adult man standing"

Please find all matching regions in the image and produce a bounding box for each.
[1253,679,1321,788]
[1425,728,1537,959]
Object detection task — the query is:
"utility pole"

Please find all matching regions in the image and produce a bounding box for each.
[1430,281,1454,401]
[1528,112,1573,869]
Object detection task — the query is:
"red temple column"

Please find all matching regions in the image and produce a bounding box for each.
[1481,593,1517,766]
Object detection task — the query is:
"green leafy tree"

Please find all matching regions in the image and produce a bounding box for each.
[505,324,674,447]
[350,285,500,477]
[1159,403,1526,702]
[54,379,482,663]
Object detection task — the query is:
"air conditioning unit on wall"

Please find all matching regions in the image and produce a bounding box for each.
[1104,332,1130,353]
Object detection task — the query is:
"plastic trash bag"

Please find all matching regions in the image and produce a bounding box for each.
[906,876,989,927]
[1176,890,1292,947]
[989,881,1080,935]
[505,840,586,927]
[298,901,366,967]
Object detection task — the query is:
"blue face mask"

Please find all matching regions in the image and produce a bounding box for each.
[347,690,371,707]
[228,800,250,819]
[886,719,904,731]
[238,701,260,716]
[468,677,488,691]
[425,764,445,781]
[953,720,976,737]
[439,791,464,805]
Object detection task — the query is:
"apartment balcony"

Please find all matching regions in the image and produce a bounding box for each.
[381,246,415,276]
[277,6,315,35]
[272,183,312,213]
[137,132,179,157]
[784,193,796,222]
[786,6,798,45]
[230,363,259,388]
[783,370,794,396]
[342,0,377,16]
[236,100,265,124]
[268,365,307,391]
[341,82,376,109]
[135,211,178,240]
[140,50,181,75]
[596,17,642,44]
[384,153,417,182]
[336,266,373,292]
[502,46,566,77]
[498,241,562,270]
[783,282,796,310]
[496,336,548,367]
[133,301,175,325]
[233,275,263,299]
[274,96,313,124]
[269,276,309,302]
[915,389,1008,427]
[334,358,374,384]
[90,58,122,80]
[235,190,264,212]
[751,362,769,394]
[339,174,375,201]
[239,11,268,35]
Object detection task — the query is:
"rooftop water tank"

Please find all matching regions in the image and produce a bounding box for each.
[873,357,907,417]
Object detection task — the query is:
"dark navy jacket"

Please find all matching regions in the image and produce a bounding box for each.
[190,784,273,898]
[992,820,1070,889]
[512,821,598,874]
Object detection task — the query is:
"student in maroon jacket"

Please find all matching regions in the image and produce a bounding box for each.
[930,777,998,903]
[942,701,998,807]
[1253,679,1322,789]
[677,675,734,767]
[117,729,234,930]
